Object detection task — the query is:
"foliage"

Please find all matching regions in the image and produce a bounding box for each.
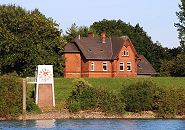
[0,75,22,117]
[68,78,125,113]
[160,53,185,77]
[90,19,169,72]
[175,0,185,51]
[155,87,185,118]
[64,23,89,42]
[26,98,41,113]
[98,89,125,113]
[26,85,41,113]
[68,78,95,112]
[54,77,185,109]
[0,5,65,77]
[120,80,156,112]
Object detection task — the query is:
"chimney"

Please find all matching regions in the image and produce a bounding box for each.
[101,32,106,43]
[88,32,94,38]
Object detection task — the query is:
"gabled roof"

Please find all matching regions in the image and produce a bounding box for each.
[64,36,138,60]
[137,55,158,75]
[64,42,80,53]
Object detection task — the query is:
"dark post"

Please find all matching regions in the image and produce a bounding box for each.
[22,79,27,120]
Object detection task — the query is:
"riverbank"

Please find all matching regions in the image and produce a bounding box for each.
[17,110,185,120]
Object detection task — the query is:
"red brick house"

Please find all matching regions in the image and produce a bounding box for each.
[64,32,156,78]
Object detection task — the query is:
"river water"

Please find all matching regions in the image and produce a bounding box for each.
[0,119,185,130]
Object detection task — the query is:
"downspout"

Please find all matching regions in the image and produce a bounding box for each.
[110,38,114,77]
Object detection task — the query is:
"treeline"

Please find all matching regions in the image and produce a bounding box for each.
[68,79,185,118]
[1,4,185,77]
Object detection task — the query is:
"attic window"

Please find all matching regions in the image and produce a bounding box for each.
[122,50,129,57]
[88,49,92,52]
[100,49,103,52]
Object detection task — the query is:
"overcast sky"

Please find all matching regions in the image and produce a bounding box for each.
[0,0,181,48]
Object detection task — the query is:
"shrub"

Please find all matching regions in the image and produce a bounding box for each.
[68,100,81,112]
[26,85,41,113]
[68,78,94,112]
[98,89,125,114]
[0,75,22,117]
[26,98,41,113]
[176,88,185,115]
[156,87,185,117]
[121,80,156,112]
[68,79,125,114]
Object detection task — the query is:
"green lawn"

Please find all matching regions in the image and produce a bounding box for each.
[54,77,185,109]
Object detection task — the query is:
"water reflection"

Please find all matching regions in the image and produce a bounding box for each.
[35,119,55,128]
[0,119,184,130]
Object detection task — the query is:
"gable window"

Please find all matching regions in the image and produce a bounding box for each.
[120,62,124,71]
[91,62,94,71]
[122,50,129,57]
[127,62,131,71]
[103,62,108,71]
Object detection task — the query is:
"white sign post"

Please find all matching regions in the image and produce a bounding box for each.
[36,65,55,107]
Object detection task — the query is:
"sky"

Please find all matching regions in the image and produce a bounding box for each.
[0,0,181,48]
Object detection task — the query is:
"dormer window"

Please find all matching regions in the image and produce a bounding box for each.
[122,50,129,57]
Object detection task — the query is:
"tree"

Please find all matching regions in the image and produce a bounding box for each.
[175,0,185,51]
[0,5,65,76]
[64,23,89,42]
[160,53,185,77]
[90,19,167,72]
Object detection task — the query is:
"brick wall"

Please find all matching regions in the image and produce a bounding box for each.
[116,40,137,77]
[64,53,81,78]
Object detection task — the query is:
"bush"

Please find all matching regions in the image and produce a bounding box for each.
[121,80,156,112]
[68,78,94,112]
[98,89,125,114]
[0,75,22,117]
[155,87,185,117]
[26,85,41,113]
[68,79,125,114]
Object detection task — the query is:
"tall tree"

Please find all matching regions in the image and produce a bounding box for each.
[175,0,185,51]
[0,5,65,76]
[64,23,89,42]
[160,53,185,77]
[90,19,167,72]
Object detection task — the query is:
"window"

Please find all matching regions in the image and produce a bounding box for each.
[127,62,131,71]
[103,62,107,71]
[120,62,124,71]
[122,50,129,57]
[91,62,94,71]
[126,51,129,56]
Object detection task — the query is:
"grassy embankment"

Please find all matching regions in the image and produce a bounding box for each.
[54,77,185,109]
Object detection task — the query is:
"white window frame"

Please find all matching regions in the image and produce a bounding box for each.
[120,62,124,71]
[122,50,129,57]
[126,50,129,56]
[103,62,108,71]
[91,62,94,71]
[127,62,132,71]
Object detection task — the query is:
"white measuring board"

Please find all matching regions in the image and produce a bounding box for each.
[36,65,55,107]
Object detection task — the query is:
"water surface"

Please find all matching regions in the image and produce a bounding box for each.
[0,119,184,130]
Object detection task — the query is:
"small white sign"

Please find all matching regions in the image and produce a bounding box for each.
[37,65,53,84]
